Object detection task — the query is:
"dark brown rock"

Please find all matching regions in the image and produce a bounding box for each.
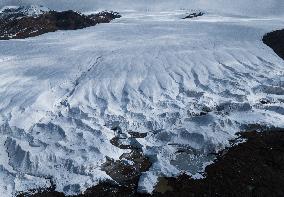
[0,10,121,40]
[128,131,148,138]
[102,150,152,187]
[263,29,284,60]
[182,12,204,19]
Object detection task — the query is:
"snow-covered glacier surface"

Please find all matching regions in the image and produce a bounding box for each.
[0,2,284,196]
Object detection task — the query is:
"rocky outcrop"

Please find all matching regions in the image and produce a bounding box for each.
[102,127,151,194]
[263,29,284,60]
[101,150,151,193]
[0,6,121,40]
[182,12,204,19]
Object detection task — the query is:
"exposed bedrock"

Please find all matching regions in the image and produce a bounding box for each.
[0,6,121,40]
[263,29,284,60]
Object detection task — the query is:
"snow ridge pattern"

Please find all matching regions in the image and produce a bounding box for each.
[0,3,283,197]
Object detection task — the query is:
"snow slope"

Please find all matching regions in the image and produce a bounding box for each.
[0,4,49,15]
[0,2,284,196]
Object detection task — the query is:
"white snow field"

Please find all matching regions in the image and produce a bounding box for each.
[0,0,284,196]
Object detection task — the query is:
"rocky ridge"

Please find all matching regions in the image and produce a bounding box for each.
[0,5,121,40]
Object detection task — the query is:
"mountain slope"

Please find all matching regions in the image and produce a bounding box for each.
[0,7,121,40]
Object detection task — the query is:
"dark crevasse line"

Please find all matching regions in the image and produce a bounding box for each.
[59,56,103,110]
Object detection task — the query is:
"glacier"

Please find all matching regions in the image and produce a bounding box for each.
[0,0,284,196]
